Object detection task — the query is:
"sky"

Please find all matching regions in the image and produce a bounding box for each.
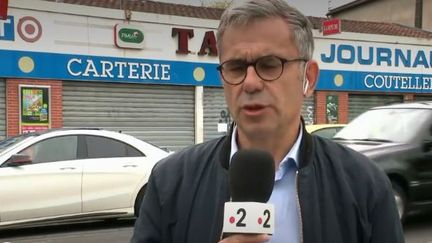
[155,0,353,17]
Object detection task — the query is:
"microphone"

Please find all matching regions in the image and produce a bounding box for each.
[222,149,275,236]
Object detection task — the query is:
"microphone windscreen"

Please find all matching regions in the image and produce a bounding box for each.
[229,149,275,203]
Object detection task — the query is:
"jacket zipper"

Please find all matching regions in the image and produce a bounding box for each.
[296,171,304,243]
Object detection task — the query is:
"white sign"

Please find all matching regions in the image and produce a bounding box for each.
[222,202,274,235]
[217,123,228,133]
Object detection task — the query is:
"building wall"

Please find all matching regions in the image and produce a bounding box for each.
[332,0,432,31]
[315,91,349,124]
[424,0,432,31]
[1,0,430,145]
[6,79,63,136]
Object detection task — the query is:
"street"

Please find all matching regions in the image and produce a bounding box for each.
[0,219,134,243]
[1,212,432,243]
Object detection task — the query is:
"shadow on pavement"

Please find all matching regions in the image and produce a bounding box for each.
[0,218,135,240]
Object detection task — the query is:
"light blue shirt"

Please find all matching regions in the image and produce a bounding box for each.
[229,126,302,243]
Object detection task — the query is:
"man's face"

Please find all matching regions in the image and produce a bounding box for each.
[219,17,305,140]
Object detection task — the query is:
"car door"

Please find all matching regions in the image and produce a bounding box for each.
[81,135,151,213]
[0,135,82,223]
[410,120,432,201]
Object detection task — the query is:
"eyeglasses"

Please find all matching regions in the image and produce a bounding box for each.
[217,55,308,85]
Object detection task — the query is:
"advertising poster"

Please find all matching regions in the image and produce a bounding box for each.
[326,95,339,124]
[20,85,50,133]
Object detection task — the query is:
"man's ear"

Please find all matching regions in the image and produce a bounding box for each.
[303,60,319,97]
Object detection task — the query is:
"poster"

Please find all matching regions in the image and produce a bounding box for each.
[326,94,339,124]
[20,85,50,133]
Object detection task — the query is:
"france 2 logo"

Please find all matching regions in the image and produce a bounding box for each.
[223,202,275,235]
[0,15,42,42]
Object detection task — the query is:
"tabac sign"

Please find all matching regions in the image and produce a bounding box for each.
[322,18,341,36]
[114,23,145,49]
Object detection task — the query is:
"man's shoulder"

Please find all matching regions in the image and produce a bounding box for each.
[313,136,367,160]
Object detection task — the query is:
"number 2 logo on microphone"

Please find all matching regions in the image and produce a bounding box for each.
[228,208,271,228]
[223,203,274,234]
[260,209,271,228]
[229,208,247,227]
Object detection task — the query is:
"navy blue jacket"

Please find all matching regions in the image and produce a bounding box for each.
[131,125,404,243]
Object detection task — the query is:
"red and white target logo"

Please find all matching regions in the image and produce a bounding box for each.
[17,16,42,43]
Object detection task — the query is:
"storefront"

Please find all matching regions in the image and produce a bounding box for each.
[203,87,227,142]
[0,1,431,149]
[347,94,403,121]
[0,1,223,150]
[314,36,432,123]
[415,95,432,101]
[62,81,195,151]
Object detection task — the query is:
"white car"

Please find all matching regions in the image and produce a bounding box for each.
[0,129,169,228]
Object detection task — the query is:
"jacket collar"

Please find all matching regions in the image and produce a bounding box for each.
[220,122,234,170]
[219,117,313,170]
[298,117,313,169]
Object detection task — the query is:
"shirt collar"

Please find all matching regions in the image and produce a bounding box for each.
[229,124,302,168]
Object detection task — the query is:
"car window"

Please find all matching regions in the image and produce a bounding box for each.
[0,133,35,153]
[85,135,144,158]
[19,135,78,163]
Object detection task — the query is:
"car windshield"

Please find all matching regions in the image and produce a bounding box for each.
[0,133,35,153]
[334,108,430,143]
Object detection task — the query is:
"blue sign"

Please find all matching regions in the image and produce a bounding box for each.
[0,49,223,87]
[320,44,432,69]
[316,43,432,93]
[1,48,431,93]
[318,70,432,93]
[0,16,15,41]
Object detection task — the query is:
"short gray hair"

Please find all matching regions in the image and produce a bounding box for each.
[216,0,314,60]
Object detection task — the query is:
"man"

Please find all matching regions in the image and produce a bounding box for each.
[131,0,404,242]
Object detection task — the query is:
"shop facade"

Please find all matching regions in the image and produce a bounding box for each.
[0,0,431,150]
[314,35,432,124]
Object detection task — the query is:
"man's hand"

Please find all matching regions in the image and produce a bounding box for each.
[218,234,270,243]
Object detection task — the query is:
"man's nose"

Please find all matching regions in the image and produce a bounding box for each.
[242,65,264,93]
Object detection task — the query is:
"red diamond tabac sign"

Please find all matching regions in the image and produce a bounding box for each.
[322,18,341,36]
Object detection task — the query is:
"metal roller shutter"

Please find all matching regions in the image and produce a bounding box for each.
[0,80,5,140]
[414,95,432,101]
[203,88,316,140]
[302,96,315,125]
[203,87,228,142]
[348,94,403,121]
[63,81,195,152]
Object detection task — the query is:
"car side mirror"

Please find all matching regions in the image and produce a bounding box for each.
[6,154,32,167]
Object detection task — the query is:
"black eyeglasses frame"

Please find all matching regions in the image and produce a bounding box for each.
[216,55,308,85]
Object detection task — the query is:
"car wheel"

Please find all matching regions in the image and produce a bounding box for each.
[392,182,406,221]
[134,185,147,217]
